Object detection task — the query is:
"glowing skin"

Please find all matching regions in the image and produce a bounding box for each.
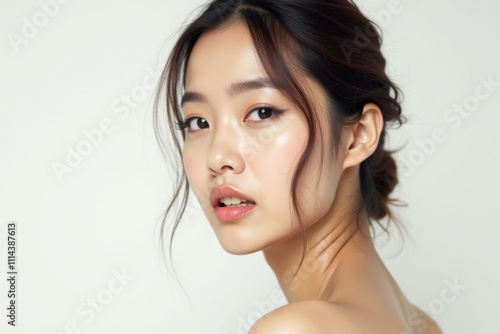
[182,24,340,256]
[181,20,441,334]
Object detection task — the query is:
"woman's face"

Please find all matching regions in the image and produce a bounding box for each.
[181,21,344,254]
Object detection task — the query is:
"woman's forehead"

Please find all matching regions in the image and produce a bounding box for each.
[185,21,263,88]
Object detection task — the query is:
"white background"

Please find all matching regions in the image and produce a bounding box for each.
[1,0,499,333]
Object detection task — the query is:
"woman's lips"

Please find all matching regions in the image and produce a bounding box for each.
[214,203,256,222]
[209,185,256,207]
[210,185,257,222]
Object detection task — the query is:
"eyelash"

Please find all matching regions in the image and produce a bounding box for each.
[175,105,287,133]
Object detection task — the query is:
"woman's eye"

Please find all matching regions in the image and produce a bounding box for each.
[246,106,283,121]
[176,117,209,132]
[176,106,286,133]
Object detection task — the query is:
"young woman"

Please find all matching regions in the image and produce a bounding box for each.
[154,0,442,333]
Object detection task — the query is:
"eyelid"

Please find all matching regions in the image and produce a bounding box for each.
[244,104,287,122]
[176,104,287,133]
[174,116,204,132]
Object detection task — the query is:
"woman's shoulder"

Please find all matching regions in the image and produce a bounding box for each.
[248,299,375,334]
[248,299,423,334]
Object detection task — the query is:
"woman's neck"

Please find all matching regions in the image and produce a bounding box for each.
[261,167,377,303]
[263,220,376,303]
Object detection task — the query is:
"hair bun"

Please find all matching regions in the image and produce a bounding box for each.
[360,148,399,220]
[372,149,398,200]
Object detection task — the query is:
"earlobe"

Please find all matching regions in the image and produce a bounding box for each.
[341,103,384,171]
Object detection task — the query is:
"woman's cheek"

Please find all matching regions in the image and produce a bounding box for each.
[248,125,308,216]
[252,123,307,175]
[183,145,207,202]
[182,146,195,180]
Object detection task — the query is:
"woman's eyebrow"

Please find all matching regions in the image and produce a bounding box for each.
[180,77,276,107]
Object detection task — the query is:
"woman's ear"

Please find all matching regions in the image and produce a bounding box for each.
[341,103,384,171]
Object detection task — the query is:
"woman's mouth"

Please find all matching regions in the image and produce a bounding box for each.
[210,185,257,221]
[214,202,256,222]
[218,197,256,207]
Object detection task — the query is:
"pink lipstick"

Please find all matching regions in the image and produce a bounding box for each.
[210,185,256,222]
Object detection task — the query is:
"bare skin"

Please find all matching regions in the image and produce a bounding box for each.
[253,166,442,334]
[181,19,442,334]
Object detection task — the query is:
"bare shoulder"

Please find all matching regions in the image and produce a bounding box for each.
[249,299,443,334]
[249,299,380,334]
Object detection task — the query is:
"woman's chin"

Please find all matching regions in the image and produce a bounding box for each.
[219,242,263,255]
[216,234,264,255]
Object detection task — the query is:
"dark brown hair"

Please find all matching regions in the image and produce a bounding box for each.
[153,0,407,280]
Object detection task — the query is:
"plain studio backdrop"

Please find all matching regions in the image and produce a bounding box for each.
[0,0,499,333]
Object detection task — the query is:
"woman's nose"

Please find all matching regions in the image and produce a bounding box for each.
[206,123,245,175]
